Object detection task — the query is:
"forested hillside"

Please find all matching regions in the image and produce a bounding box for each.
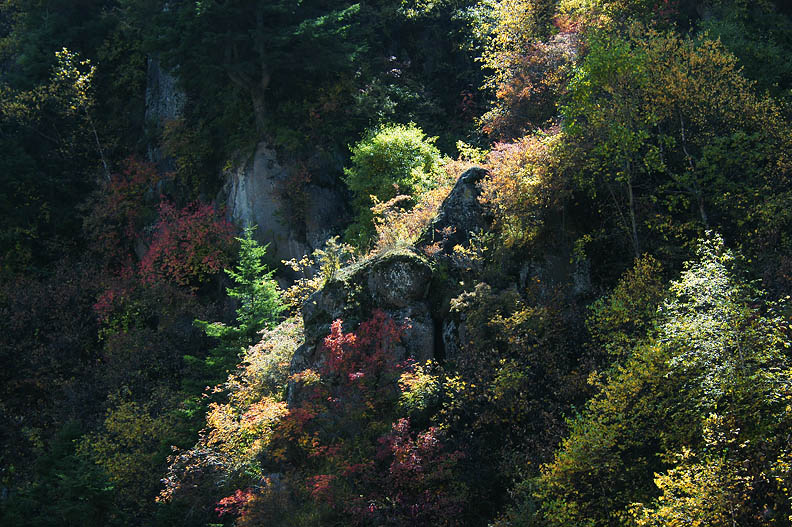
[3,0,792,525]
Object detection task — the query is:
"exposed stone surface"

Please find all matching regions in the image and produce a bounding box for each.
[366,252,433,309]
[417,166,489,256]
[289,167,498,401]
[221,142,348,266]
[145,57,186,125]
[303,184,348,250]
[144,57,186,169]
[292,248,435,378]
[222,143,308,265]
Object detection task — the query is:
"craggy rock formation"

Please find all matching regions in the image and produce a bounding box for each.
[417,166,489,258]
[144,57,186,169]
[291,166,493,382]
[292,248,435,377]
[221,142,347,265]
[417,166,491,363]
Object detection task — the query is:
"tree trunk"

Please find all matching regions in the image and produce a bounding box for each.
[251,91,267,138]
[627,178,640,259]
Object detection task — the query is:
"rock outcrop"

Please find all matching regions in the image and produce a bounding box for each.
[144,57,186,170]
[292,248,435,377]
[221,142,348,266]
[290,166,493,381]
[416,166,489,266]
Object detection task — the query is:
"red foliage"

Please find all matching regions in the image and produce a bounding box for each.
[84,157,164,272]
[216,488,254,518]
[357,418,466,526]
[482,33,578,140]
[321,310,403,381]
[307,474,337,504]
[267,311,467,525]
[139,200,235,288]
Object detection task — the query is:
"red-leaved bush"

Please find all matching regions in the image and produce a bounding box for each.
[250,311,467,525]
[139,200,235,288]
[216,488,255,518]
[84,156,164,273]
[357,418,466,526]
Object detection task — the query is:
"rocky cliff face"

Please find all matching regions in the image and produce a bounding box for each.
[144,57,186,169]
[221,142,348,265]
[293,247,436,374]
[290,167,493,390]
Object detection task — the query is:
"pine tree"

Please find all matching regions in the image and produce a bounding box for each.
[192,226,285,382]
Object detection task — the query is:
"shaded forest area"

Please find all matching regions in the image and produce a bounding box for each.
[3,0,792,525]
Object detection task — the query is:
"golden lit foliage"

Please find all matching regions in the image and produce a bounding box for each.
[480,132,566,248]
[561,23,792,260]
[586,254,666,361]
[79,391,178,508]
[160,318,301,506]
[283,237,357,313]
[536,235,792,525]
[477,0,578,139]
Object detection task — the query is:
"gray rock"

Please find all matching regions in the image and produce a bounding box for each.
[144,57,186,169]
[304,184,348,250]
[417,166,489,255]
[222,143,310,264]
[221,142,348,266]
[366,251,432,309]
[291,248,435,380]
[144,57,185,125]
[394,303,435,363]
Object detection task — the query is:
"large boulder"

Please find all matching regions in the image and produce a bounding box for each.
[292,248,435,376]
[417,166,489,256]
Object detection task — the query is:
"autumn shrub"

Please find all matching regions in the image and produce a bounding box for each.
[158,317,303,523]
[480,133,566,249]
[480,33,579,140]
[343,123,444,248]
[264,312,468,525]
[533,234,792,526]
[83,156,164,272]
[78,391,181,512]
[283,236,357,313]
[176,311,469,525]
[139,200,235,288]
[585,254,666,362]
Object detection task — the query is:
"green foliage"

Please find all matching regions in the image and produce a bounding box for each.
[561,23,792,265]
[0,421,119,527]
[443,281,589,522]
[0,47,100,271]
[156,0,363,143]
[586,254,666,361]
[79,391,180,513]
[223,226,285,339]
[533,233,792,525]
[192,226,285,389]
[698,1,792,98]
[344,122,443,247]
[398,360,443,419]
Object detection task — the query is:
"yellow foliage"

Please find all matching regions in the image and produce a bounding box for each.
[480,132,566,248]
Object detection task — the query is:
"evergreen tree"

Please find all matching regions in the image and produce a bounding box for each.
[192,226,285,382]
